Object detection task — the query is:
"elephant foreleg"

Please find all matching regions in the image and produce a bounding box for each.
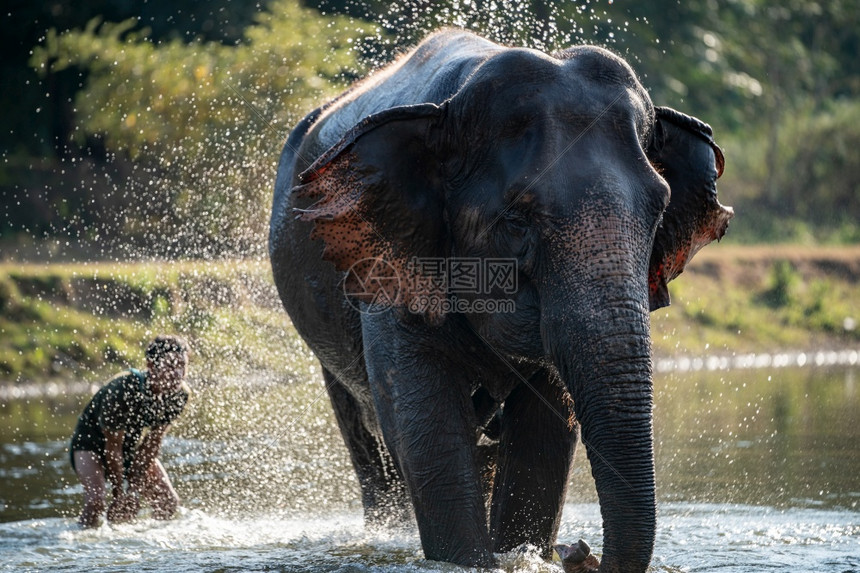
[489,369,578,557]
[323,368,411,528]
[473,387,501,508]
[364,350,494,565]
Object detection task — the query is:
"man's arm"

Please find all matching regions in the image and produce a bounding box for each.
[127,425,169,492]
[104,428,140,523]
[103,429,126,498]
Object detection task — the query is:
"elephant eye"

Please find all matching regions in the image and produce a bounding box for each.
[501,210,529,236]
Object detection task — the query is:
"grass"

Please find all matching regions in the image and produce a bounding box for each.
[0,260,315,384]
[651,245,860,355]
[1,246,858,383]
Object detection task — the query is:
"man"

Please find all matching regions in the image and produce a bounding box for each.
[69,335,191,528]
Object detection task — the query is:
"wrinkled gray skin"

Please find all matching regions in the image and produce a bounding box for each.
[269,30,732,570]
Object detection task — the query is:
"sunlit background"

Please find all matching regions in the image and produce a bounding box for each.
[1,1,858,571]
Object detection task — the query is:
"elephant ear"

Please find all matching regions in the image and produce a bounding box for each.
[293,104,450,322]
[646,107,734,311]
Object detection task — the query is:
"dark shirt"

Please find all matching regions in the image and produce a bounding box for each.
[69,369,189,472]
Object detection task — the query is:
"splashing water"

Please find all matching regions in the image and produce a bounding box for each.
[4,2,859,572]
[2,365,859,571]
[10,0,647,263]
[1,504,856,572]
[328,0,642,68]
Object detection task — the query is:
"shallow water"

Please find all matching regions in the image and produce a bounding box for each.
[1,361,858,572]
[1,502,857,572]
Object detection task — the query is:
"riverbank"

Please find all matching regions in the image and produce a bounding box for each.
[650,245,860,355]
[0,259,316,385]
[1,245,858,384]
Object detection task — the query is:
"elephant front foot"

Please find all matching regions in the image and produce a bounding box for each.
[555,539,600,573]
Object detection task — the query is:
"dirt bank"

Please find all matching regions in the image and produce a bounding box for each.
[652,244,860,356]
[1,246,858,383]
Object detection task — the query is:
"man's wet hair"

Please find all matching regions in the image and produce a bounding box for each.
[145,335,189,365]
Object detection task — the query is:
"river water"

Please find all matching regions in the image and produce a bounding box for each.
[1,359,858,572]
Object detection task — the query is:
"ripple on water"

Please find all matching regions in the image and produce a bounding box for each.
[0,510,459,572]
[652,503,860,572]
[1,503,856,572]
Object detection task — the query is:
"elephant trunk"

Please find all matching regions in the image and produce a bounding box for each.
[542,222,657,572]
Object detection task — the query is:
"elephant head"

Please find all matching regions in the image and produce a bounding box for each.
[292,45,731,570]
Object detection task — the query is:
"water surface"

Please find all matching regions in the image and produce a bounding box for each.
[1,362,858,571]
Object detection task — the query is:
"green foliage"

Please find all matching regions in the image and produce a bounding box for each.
[0,295,145,378]
[652,250,860,355]
[30,1,376,256]
[773,101,860,225]
[0,261,314,382]
[718,100,860,243]
[0,276,20,313]
[8,0,860,250]
[2,253,857,382]
[761,260,799,308]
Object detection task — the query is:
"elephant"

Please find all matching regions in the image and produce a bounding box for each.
[269,29,733,570]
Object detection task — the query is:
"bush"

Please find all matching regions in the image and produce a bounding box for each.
[0,276,19,313]
[720,100,860,243]
[761,260,799,308]
[776,101,860,226]
[30,1,376,257]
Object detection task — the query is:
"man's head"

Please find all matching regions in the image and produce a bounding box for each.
[145,335,189,394]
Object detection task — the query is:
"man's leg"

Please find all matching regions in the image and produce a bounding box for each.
[73,450,106,528]
[138,459,180,520]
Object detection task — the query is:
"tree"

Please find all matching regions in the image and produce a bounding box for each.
[30,0,375,257]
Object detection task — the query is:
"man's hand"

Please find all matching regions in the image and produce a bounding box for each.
[107,490,140,523]
[127,425,169,490]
